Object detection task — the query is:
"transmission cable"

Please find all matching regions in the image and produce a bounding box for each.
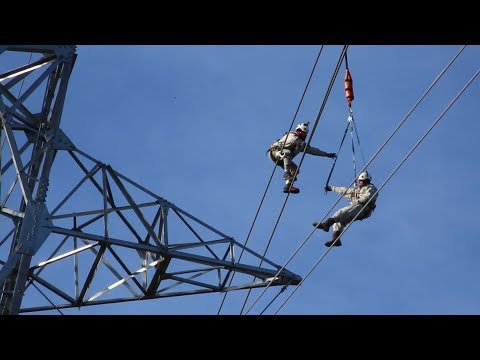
[273,65,480,314]
[240,45,348,315]
[243,45,467,314]
[215,47,325,314]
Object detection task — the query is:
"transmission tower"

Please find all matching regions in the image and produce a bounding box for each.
[0,45,301,315]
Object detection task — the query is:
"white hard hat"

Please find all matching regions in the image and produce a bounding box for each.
[358,171,372,181]
[295,122,309,133]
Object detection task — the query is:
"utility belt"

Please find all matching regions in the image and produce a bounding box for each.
[267,145,281,157]
[267,145,277,156]
[269,143,295,153]
[269,147,292,161]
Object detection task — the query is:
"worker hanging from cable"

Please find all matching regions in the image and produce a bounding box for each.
[313,171,378,247]
[268,122,336,194]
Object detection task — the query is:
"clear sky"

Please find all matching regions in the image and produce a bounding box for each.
[2,45,480,315]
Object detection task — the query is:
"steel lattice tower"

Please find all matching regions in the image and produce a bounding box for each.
[0,45,301,315]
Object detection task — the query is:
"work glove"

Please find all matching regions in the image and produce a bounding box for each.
[325,185,332,192]
[328,153,336,159]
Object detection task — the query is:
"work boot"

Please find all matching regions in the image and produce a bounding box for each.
[283,184,300,194]
[312,217,335,232]
[325,231,342,247]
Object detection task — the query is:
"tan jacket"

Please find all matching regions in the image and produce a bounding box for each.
[270,132,329,158]
[331,183,378,210]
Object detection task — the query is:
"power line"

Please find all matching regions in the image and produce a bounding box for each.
[242,45,468,315]
[273,63,480,315]
[241,45,348,314]
[216,46,325,314]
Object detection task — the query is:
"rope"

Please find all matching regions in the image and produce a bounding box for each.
[326,51,368,192]
[241,46,349,314]
[216,46,325,314]
[349,112,358,185]
[347,110,367,187]
[273,65,480,314]
[242,45,467,315]
[350,111,366,168]
[324,120,349,192]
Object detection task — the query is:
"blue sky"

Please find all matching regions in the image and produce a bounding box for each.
[2,45,479,315]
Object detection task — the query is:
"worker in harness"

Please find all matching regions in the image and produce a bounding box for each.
[268,122,336,194]
[313,171,378,247]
